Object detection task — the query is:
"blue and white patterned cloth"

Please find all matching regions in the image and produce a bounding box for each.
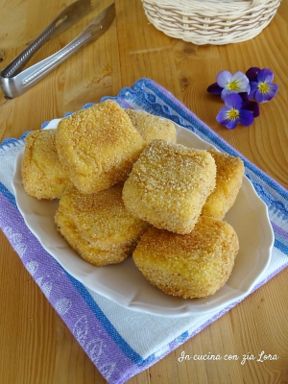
[0,78,287,384]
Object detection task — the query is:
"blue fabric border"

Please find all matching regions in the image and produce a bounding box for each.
[0,182,16,205]
[66,273,146,365]
[274,239,288,255]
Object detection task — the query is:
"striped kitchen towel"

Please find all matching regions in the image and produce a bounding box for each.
[0,78,287,384]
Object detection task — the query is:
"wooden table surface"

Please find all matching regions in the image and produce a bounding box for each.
[0,1,287,383]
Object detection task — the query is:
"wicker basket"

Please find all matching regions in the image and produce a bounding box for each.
[141,0,281,45]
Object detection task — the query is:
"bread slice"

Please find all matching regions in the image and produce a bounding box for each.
[122,140,216,234]
[202,150,244,219]
[55,100,144,194]
[133,217,239,299]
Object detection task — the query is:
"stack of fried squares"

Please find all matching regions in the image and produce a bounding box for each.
[22,100,244,299]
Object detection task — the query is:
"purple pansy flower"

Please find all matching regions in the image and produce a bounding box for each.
[239,92,260,118]
[216,93,254,129]
[249,68,278,103]
[208,67,278,128]
[246,67,260,82]
[207,82,223,95]
[216,70,250,97]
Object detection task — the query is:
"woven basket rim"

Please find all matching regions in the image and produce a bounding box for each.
[142,0,280,14]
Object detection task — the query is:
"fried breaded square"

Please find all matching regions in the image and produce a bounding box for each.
[21,129,70,200]
[122,140,216,234]
[133,216,239,299]
[126,109,176,144]
[55,185,147,266]
[202,150,244,219]
[55,100,145,194]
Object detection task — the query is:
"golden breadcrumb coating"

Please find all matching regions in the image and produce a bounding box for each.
[21,129,70,200]
[122,140,216,234]
[55,185,147,266]
[202,150,244,219]
[133,216,239,299]
[55,100,145,194]
[126,109,176,144]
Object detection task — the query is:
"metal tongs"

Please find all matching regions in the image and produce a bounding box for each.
[0,1,115,98]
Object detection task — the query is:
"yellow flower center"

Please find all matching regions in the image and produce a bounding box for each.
[226,108,240,121]
[227,80,240,91]
[258,82,270,94]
